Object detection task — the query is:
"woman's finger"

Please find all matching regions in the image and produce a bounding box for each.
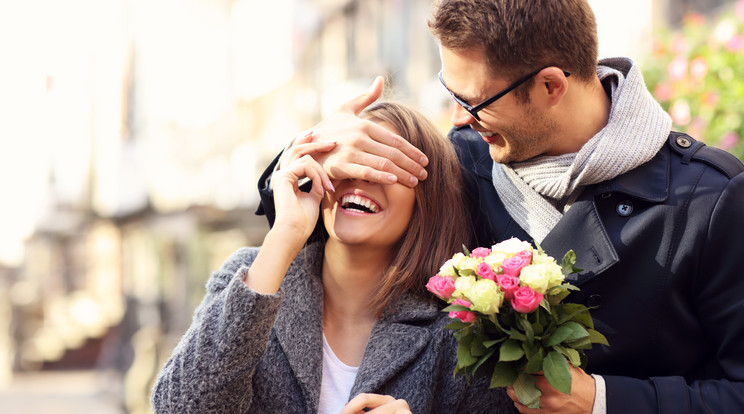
[281,141,337,168]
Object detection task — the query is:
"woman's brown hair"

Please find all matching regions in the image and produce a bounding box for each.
[360,102,471,316]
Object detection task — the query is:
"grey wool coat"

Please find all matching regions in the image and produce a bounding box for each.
[151,241,513,413]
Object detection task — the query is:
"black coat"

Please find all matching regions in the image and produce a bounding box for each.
[451,126,744,413]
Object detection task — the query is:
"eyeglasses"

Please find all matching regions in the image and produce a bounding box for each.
[438,68,571,121]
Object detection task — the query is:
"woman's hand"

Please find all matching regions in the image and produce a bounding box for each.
[272,132,336,244]
[340,393,411,414]
[244,135,334,294]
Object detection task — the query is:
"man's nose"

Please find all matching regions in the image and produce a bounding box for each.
[450,103,477,128]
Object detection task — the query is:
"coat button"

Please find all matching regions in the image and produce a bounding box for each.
[676,136,692,148]
[587,294,603,308]
[616,201,633,217]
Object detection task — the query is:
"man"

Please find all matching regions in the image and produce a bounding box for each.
[256,0,744,413]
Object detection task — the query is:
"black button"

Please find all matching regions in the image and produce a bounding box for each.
[676,136,692,148]
[587,294,603,308]
[617,201,633,217]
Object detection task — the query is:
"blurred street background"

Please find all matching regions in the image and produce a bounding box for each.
[0,0,742,413]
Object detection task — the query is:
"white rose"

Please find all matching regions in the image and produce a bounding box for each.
[492,237,533,256]
[453,275,477,299]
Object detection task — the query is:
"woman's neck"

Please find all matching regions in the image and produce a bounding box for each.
[321,240,392,366]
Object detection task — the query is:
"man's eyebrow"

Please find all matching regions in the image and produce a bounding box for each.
[452,89,479,105]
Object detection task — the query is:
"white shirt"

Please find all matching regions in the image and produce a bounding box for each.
[318,333,359,414]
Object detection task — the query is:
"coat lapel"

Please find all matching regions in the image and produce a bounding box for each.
[273,243,325,412]
[540,192,619,285]
[540,144,671,285]
[350,295,439,396]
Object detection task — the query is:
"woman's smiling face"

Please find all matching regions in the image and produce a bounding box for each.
[321,122,416,249]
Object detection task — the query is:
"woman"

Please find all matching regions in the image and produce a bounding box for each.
[151,102,512,413]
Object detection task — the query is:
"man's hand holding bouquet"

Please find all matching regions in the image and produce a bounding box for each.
[426,238,608,409]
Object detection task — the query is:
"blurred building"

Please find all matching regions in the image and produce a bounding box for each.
[3,1,445,413]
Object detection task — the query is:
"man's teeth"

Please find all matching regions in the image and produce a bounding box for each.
[341,194,380,213]
[480,131,495,137]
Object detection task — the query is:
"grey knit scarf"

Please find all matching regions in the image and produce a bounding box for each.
[492,57,672,243]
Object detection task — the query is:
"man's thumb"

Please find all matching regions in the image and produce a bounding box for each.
[342,76,384,115]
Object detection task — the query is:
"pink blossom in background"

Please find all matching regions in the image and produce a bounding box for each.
[683,12,706,28]
[687,117,708,138]
[668,57,688,82]
[654,83,673,101]
[670,99,692,126]
[689,57,709,82]
[726,34,744,52]
[671,33,688,55]
[737,0,744,20]
[720,132,740,150]
[702,91,720,107]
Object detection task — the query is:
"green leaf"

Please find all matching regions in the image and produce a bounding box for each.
[513,372,542,409]
[523,347,545,374]
[445,320,470,330]
[557,303,591,325]
[490,361,519,388]
[472,348,496,375]
[461,244,471,256]
[554,344,581,367]
[545,321,589,347]
[499,339,525,362]
[442,304,472,313]
[560,250,583,275]
[564,336,592,350]
[543,351,572,395]
[588,329,610,346]
[457,333,477,368]
[471,335,488,357]
[517,316,535,344]
[483,338,505,348]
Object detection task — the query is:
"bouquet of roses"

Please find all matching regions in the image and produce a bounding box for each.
[426,238,608,409]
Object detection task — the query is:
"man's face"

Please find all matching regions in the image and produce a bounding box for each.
[439,46,558,164]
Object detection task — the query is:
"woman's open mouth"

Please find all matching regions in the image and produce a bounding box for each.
[340,194,380,214]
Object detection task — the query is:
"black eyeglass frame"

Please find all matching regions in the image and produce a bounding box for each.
[438,67,571,121]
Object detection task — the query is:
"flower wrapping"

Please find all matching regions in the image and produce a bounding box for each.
[426,238,609,409]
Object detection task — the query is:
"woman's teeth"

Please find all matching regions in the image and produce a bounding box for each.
[340,194,380,213]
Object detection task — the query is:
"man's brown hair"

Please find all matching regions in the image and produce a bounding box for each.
[360,102,471,316]
[429,0,598,95]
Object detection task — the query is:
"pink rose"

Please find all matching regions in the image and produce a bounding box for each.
[449,298,477,323]
[426,275,456,300]
[511,286,544,314]
[496,274,520,300]
[501,255,531,277]
[470,247,492,259]
[476,262,497,281]
[516,249,532,262]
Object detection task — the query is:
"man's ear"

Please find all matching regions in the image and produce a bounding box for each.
[536,67,569,107]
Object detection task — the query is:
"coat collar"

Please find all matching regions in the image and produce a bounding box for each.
[467,127,672,284]
[544,143,671,284]
[273,242,441,408]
